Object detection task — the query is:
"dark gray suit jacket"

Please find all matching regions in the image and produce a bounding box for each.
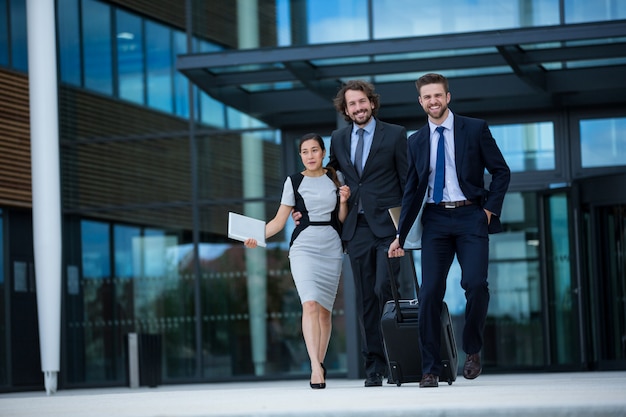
[328,119,408,242]
[397,114,510,247]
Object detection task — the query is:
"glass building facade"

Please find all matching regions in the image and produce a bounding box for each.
[0,0,625,391]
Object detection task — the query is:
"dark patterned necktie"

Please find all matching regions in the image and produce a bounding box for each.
[355,128,365,177]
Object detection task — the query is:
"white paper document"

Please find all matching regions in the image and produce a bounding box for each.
[228,212,266,247]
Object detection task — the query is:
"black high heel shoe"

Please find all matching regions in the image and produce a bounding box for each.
[309,381,326,389]
[310,364,326,389]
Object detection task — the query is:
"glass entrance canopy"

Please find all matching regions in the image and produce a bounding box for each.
[177,20,626,128]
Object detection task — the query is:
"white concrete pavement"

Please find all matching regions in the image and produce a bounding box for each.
[1,371,625,417]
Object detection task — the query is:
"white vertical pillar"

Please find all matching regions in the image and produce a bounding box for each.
[238,0,259,50]
[26,0,62,395]
[237,0,267,376]
[242,134,266,376]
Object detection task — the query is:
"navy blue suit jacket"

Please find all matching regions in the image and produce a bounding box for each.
[328,119,408,242]
[397,114,510,247]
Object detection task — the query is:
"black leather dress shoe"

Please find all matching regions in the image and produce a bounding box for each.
[364,373,383,387]
[419,373,439,388]
[463,353,482,379]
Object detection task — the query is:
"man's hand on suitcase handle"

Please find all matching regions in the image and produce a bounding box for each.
[388,238,405,258]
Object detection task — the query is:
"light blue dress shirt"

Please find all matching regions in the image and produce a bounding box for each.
[352,118,376,172]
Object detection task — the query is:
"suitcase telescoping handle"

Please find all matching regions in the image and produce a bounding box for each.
[385,253,420,322]
[386,256,403,321]
[386,205,420,322]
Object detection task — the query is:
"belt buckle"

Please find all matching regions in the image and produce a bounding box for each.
[444,202,456,209]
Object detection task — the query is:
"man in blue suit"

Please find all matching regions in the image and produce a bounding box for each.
[388,73,510,388]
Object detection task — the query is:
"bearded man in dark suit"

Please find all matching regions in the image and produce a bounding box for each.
[297,80,408,387]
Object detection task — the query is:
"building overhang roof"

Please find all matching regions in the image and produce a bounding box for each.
[177,20,626,128]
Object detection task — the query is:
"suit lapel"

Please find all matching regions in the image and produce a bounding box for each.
[453,116,466,178]
[338,125,357,176]
[361,120,384,177]
[415,126,430,175]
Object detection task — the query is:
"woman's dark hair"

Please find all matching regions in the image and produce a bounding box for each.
[299,133,340,187]
[333,80,380,123]
[299,132,325,152]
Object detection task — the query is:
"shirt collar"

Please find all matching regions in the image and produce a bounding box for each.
[353,118,376,136]
[428,111,454,134]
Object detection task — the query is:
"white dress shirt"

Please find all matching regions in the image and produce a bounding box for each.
[427,111,467,203]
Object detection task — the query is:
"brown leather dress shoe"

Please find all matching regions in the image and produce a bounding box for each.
[463,353,482,379]
[419,373,438,388]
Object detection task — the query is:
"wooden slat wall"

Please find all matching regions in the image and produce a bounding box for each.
[0,70,283,234]
[59,86,193,229]
[0,70,32,207]
[59,86,189,140]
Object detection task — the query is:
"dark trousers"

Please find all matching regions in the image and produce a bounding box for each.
[346,216,399,377]
[419,204,490,375]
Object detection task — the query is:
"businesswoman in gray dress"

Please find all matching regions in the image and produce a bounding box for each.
[244,133,350,389]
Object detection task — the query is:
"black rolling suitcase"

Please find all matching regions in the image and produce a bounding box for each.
[381,254,458,386]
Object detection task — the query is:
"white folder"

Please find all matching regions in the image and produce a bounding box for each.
[228,212,266,247]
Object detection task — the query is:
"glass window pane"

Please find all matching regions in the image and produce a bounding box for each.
[226,107,267,129]
[488,191,543,367]
[116,9,144,104]
[199,91,225,128]
[57,0,81,86]
[146,21,172,113]
[81,220,110,279]
[114,224,140,278]
[373,0,559,40]
[191,38,226,125]
[306,0,368,44]
[580,117,626,168]
[491,122,555,172]
[9,0,27,71]
[173,30,188,117]
[194,38,223,54]
[545,192,577,364]
[276,0,290,46]
[82,0,113,95]
[0,0,8,66]
[565,0,626,23]
[80,219,125,383]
